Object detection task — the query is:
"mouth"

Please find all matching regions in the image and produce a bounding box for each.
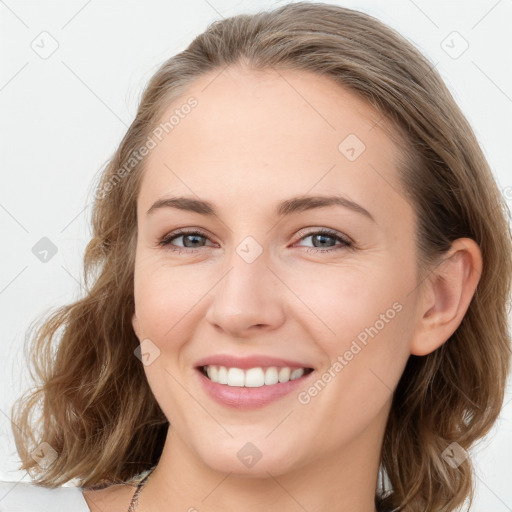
[198,364,314,387]
[195,364,316,409]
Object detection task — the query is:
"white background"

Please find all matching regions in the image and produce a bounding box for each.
[1,0,511,510]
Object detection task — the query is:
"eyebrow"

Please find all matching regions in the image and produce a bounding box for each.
[146,194,375,222]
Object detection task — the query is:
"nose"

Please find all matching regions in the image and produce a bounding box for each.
[204,252,286,338]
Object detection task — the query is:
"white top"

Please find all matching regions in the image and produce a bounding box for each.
[0,480,90,511]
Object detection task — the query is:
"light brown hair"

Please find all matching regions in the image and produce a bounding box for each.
[11,3,512,511]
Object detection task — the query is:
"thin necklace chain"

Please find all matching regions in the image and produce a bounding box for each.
[126,466,156,512]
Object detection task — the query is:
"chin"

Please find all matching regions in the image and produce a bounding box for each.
[194,436,301,477]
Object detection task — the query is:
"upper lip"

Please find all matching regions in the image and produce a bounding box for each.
[194,354,315,370]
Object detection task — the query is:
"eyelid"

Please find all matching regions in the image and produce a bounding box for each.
[293,226,353,246]
[158,227,216,247]
[158,226,354,254]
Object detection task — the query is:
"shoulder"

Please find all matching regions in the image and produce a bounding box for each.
[0,480,90,511]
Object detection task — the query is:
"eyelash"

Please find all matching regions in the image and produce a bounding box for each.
[157,228,353,255]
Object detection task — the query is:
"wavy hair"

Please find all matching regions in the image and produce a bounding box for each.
[11,3,512,511]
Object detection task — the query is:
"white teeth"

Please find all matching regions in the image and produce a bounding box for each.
[264,366,279,385]
[217,365,228,384]
[290,368,305,380]
[207,365,218,381]
[227,367,245,387]
[245,367,265,387]
[203,365,310,387]
[278,367,290,382]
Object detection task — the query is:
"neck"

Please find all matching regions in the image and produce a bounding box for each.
[137,413,387,512]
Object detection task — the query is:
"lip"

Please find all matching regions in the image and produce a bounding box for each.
[194,354,315,370]
[195,365,316,409]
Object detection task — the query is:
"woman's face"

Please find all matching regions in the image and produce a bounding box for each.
[132,66,423,476]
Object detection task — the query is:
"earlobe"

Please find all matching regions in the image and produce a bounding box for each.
[409,238,483,357]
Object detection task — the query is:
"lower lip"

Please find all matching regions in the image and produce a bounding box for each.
[196,368,315,409]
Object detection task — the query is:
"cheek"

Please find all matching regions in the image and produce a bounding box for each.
[297,301,412,433]
[287,259,406,347]
[133,259,207,341]
[316,262,414,396]
[133,262,200,421]
[289,257,415,410]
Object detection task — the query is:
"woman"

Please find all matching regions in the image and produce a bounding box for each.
[2,2,510,511]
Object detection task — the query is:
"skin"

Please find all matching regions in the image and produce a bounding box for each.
[83,66,482,512]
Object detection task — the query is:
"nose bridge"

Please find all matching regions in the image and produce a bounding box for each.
[205,240,285,335]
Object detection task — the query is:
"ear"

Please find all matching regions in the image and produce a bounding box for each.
[132,312,141,340]
[409,238,483,356]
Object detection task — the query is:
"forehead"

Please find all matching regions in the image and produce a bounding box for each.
[138,66,408,224]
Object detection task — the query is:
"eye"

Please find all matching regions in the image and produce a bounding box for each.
[157,227,353,254]
[294,228,353,253]
[158,229,215,253]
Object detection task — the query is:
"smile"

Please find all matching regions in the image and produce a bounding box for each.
[201,365,314,387]
[196,364,316,409]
